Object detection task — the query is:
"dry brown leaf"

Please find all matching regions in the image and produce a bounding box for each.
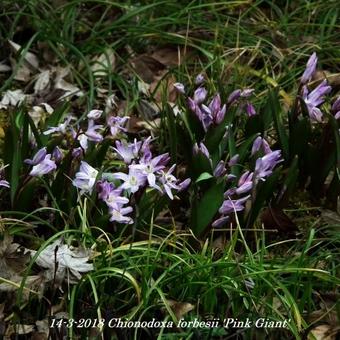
[136,118,161,133]
[308,324,337,340]
[5,324,35,337]
[0,234,30,279]
[35,319,49,339]
[34,70,51,93]
[91,48,116,77]
[166,299,195,320]
[130,55,165,83]
[30,238,94,285]
[149,73,178,104]
[0,89,27,108]
[28,104,53,128]
[0,63,11,72]
[9,57,31,82]
[150,46,188,67]
[54,66,84,98]
[260,207,297,234]
[8,40,39,70]
[321,209,340,225]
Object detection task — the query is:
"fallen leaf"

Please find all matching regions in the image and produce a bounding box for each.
[308,324,337,340]
[0,89,27,108]
[0,62,11,72]
[260,207,297,234]
[30,238,94,284]
[130,55,165,83]
[150,46,182,67]
[0,234,30,279]
[166,300,195,320]
[34,69,51,93]
[321,209,340,225]
[8,40,39,70]
[28,105,53,128]
[91,48,116,77]
[54,67,84,98]
[5,324,35,336]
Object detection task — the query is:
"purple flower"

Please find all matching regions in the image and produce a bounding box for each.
[188,97,196,112]
[240,89,255,98]
[227,88,254,104]
[303,80,331,107]
[29,154,57,177]
[72,161,98,194]
[213,160,227,177]
[251,137,272,156]
[87,109,103,120]
[219,195,250,215]
[193,87,207,104]
[226,174,237,181]
[228,89,241,104]
[301,52,317,84]
[246,102,256,117]
[332,97,340,113]
[107,116,129,138]
[236,171,253,195]
[302,80,332,122]
[212,215,229,228]
[173,82,185,94]
[112,168,146,193]
[72,147,83,158]
[331,97,340,119]
[97,181,129,207]
[255,150,282,180]
[108,205,133,224]
[224,187,236,197]
[0,180,10,188]
[0,166,10,188]
[308,106,323,122]
[195,74,205,85]
[52,146,63,162]
[205,94,227,124]
[178,178,191,191]
[228,154,239,167]
[97,180,115,201]
[97,180,133,224]
[193,142,210,159]
[130,153,169,190]
[114,139,141,164]
[24,147,47,165]
[85,120,103,142]
[158,164,180,200]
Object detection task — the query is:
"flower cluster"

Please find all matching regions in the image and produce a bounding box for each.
[213,137,282,227]
[174,77,256,131]
[43,109,129,158]
[24,147,57,177]
[72,138,190,224]
[300,53,332,122]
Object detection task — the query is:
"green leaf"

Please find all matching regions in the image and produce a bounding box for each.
[195,172,213,183]
[191,152,213,179]
[246,168,282,227]
[289,117,311,158]
[268,89,289,159]
[190,179,225,236]
[277,155,299,205]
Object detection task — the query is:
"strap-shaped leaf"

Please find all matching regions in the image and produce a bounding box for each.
[269,89,289,159]
[190,178,225,236]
